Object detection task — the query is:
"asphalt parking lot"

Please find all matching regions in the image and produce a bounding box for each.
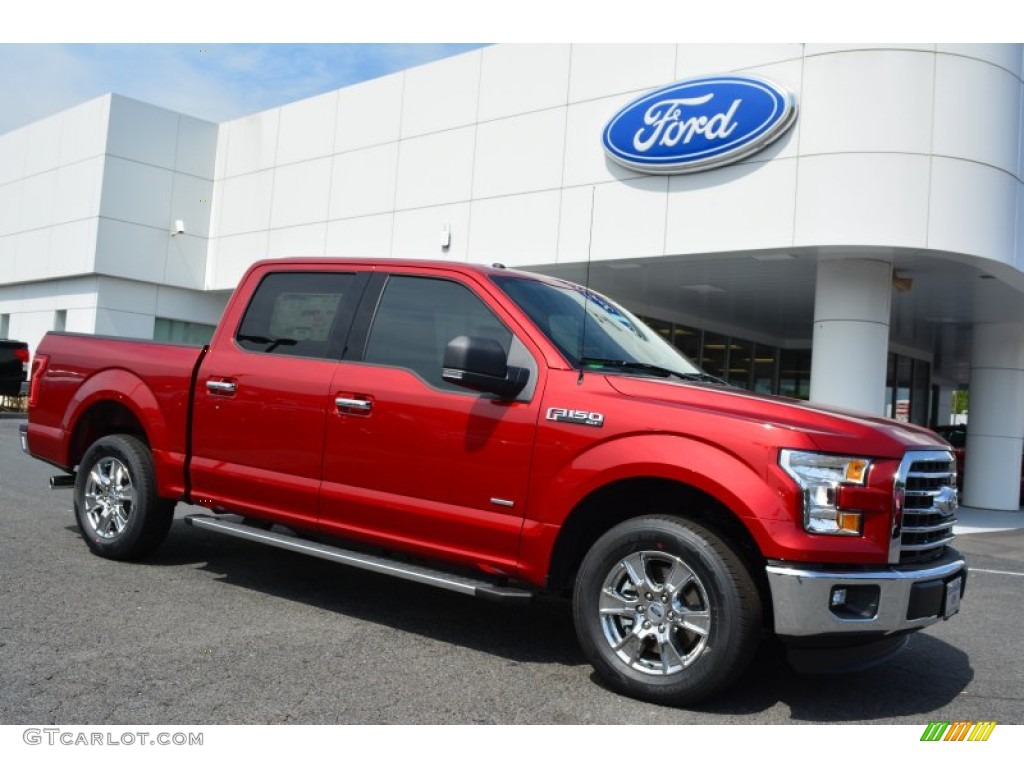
[1,417,1022,725]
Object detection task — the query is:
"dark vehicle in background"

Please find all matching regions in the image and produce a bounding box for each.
[934,424,1024,506]
[0,340,29,397]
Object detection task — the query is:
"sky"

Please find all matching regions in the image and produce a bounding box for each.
[0,44,487,135]
[0,0,1010,136]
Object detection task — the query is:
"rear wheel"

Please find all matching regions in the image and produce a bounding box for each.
[573,515,762,706]
[74,434,174,560]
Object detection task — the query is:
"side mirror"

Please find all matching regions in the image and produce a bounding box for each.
[442,335,528,399]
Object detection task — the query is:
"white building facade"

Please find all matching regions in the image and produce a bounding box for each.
[2,44,1023,509]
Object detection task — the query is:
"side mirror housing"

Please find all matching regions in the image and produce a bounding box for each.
[442,335,528,399]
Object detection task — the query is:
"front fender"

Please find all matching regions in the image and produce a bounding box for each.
[517,433,788,584]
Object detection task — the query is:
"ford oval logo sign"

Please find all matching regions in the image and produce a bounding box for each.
[602,75,797,174]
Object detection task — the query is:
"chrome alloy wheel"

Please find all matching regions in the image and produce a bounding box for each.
[598,550,712,676]
[82,456,137,540]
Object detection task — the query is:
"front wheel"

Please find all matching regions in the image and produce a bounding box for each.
[74,434,175,560]
[573,516,762,706]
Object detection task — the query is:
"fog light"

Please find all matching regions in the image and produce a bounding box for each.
[828,585,880,620]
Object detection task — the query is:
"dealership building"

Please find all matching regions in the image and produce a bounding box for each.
[1,43,1023,509]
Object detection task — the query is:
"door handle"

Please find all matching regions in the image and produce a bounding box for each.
[206,380,237,394]
[335,397,372,412]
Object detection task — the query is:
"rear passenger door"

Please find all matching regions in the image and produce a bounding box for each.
[319,271,542,573]
[190,269,366,529]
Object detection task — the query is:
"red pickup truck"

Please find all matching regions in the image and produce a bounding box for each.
[21,257,966,706]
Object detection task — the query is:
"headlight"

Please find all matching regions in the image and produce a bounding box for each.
[779,450,872,536]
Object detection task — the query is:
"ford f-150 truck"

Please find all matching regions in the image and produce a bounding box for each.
[21,258,966,706]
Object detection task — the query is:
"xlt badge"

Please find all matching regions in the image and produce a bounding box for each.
[546,407,605,428]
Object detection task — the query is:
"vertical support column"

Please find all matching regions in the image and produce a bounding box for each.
[963,322,1024,511]
[809,257,892,415]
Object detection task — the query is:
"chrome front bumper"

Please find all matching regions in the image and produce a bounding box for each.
[765,549,967,637]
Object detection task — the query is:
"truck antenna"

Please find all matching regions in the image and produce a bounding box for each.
[578,186,596,385]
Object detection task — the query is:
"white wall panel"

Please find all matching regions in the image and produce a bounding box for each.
[223,108,280,178]
[58,95,109,167]
[14,229,51,283]
[276,91,338,166]
[928,158,1018,263]
[0,183,22,236]
[325,214,394,258]
[569,44,676,102]
[566,177,669,262]
[18,171,57,231]
[328,144,399,220]
[216,170,273,237]
[468,191,561,266]
[49,220,98,277]
[335,72,404,153]
[107,96,179,169]
[478,45,571,122]
[938,44,1022,77]
[155,285,228,325]
[799,50,935,156]
[473,109,566,200]
[270,158,332,229]
[392,203,470,261]
[325,214,393,259]
[24,114,61,176]
[933,54,1021,175]
[401,51,481,138]
[805,44,935,56]
[169,173,213,241]
[95,219,169,283]
[731,59,803,166]
[666,158,798,254]
[100,157,174,230]
[94,307,154,339]
[175,116,218,179]
[53,157,103,225]
[163,234,208,289]
[394,128,475,210]
[795,153,930,248]
[562,95,645,188]
[675,44,804,78]
[266,223,327,259]
[95,277,157,313]
[0,235,15,276]
[208,231,269,290]
[0,127,29,185]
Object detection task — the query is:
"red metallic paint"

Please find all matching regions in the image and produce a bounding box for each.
[25,258,954,591]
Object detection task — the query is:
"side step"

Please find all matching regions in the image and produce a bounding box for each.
[184,514,533,604]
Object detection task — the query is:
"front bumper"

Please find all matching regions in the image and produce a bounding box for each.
[766,548,966,637]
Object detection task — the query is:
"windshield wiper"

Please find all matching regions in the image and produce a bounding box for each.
[237,334,299,353]
[579,358,731,386]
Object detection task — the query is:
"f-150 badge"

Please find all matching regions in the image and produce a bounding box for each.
[546,407,605,427]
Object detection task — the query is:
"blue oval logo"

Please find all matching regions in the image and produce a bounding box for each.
[602,75,797,174]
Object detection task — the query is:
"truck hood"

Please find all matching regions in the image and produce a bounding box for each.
[603,375,947,459]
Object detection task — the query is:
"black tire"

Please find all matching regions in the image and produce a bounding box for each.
[573,515,762,706]
[74,434,175,560]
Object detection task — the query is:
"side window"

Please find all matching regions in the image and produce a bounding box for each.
[364,276,513,391]
[236,272,359,359]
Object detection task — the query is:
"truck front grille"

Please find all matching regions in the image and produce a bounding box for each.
[894,451,958,565]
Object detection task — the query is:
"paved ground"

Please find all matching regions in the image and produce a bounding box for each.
[1,418,1022,725]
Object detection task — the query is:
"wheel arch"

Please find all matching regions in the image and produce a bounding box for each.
[546,477,768,606]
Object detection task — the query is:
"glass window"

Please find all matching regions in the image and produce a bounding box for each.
[779,349,811,399]
[671,324,702,363]
[751,343,778,395]
[236,272,358,359]
[154,318,216,346]
[701,332,729,380]
[725,338,753,389]
[364,276,513,391]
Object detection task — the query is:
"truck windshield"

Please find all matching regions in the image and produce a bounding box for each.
[492,275,705,380]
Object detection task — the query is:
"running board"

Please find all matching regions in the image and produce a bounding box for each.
[184,514,533,604]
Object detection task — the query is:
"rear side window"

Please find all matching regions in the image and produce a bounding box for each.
[236,272,360,359]
[364,276,512,390]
